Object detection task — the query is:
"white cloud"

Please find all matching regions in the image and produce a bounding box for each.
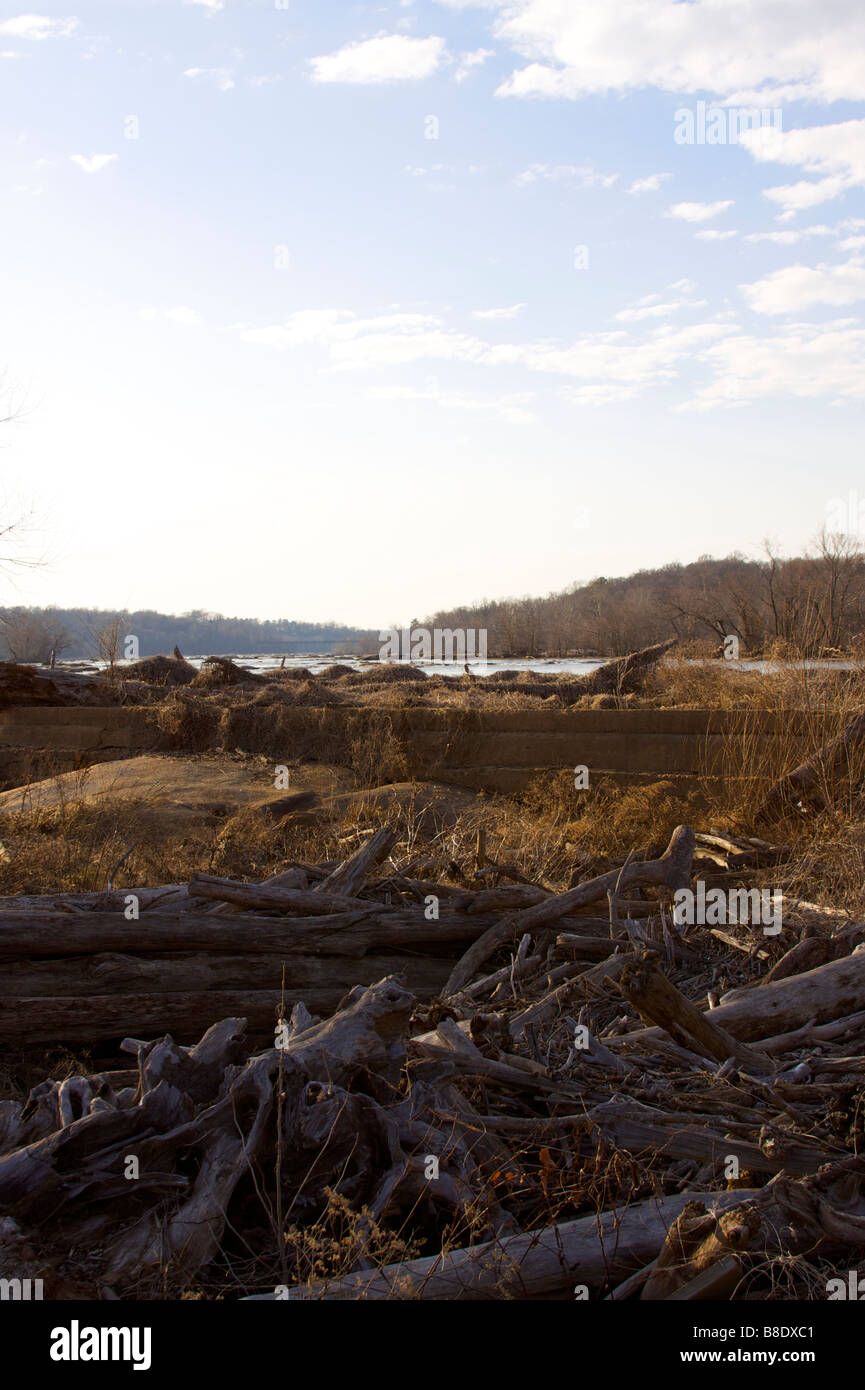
[739,119,865,213]
[742,261,865,315]
[240,310,486,369]
[163,306,202,326]
[562,382,645,407]
[70,153,116,174]
[627,173,671,195]
[240,309,355,349]
[238,294,865,411]
[310,34,446,84]
[334,327,484,369]
[184,0,223,11]
[472,303,526,320]
[696,229,738,241]
[440,0,865,105]
[615,296,707,323]
[371,384,535,423]
[140,305,202,326]
[487,322,737,404]
[669,200,734,223]
[516,163,617,188]
[0,15,78,40]
[681,321,865,409]
[239,302,742,405]
[455,47,493,82]
[184,66,234,90]
[744,225,832,245]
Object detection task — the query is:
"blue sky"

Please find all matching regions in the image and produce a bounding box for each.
[2,0,864,626]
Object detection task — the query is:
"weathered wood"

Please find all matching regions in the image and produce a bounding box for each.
[268,1188,756,1300]
[574,638,677,698]
[0,907,495,960]
[757,707,865,820]
[555,933,628,960]
[313,827,397,898]
[615,950,773,1072]
[618,949,865,1046]
[0,950,453,1000]
[587,1097,832,1176]
[201,866,310,917]
[0,972,433,1045]
[464,885,550,914]
[0,885,190,913]
[187,873,371,915]
[443,824,695,995]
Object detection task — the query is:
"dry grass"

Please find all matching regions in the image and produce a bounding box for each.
[515,772,708,864]
[6,656,865,1300]
[0,794,213,895]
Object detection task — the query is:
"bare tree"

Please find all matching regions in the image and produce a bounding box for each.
[0,610,69,664]
[93,614,126,674]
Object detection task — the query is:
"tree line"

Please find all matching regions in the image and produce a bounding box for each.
[4,531,863,664]
[423,531,865,657]
[0,607,378,663]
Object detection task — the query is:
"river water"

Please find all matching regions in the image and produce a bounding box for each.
[57,654,862,680]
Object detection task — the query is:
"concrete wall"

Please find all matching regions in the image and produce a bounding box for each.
[0,704,817,793]
[0,707,160,789]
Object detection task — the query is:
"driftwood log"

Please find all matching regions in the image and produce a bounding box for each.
[271,1188,758,1300]
[757,707,865,821]
[617,947,865,1047]
[573,637,677,698]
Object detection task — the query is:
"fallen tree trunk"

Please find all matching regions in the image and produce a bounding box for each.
[313,827,396,897]
[269,1188,757,1300]
[587,1097,834,1177]
[0,950,453,1001]
[615,951,773,1072]
[0,905,604,962]
[574,638,677,698]
[617,948,865,1047]
[187,874,371,915]
[756,707,865,821]
[0,957,436,1044]
[0,886,190,913]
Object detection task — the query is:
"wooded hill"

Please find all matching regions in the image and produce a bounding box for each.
[4,532,863,663]
[424,533,865,658]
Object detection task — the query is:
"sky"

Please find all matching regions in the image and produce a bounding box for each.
[1,0,864,627]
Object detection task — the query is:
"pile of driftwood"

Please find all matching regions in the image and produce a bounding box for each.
[2,821,865,1299]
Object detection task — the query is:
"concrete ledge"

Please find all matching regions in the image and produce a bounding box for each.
[0,706,160,752]
[0,704,818,795]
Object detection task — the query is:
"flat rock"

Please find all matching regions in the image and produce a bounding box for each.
[0,753,354,822]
